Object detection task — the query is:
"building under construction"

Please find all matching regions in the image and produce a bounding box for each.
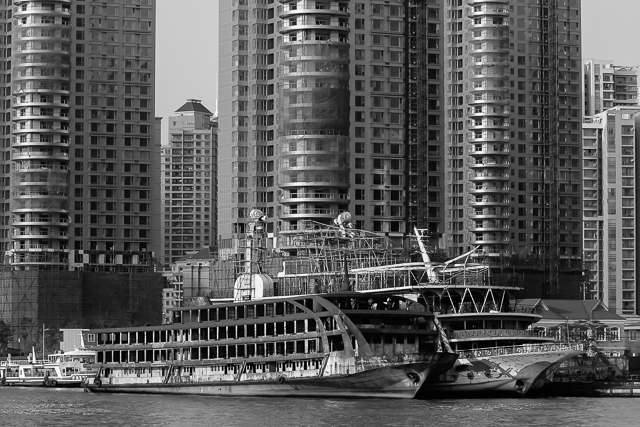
[0,267,165,351]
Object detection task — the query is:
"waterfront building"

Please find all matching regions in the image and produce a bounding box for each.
[162,100,217,268]
[583,60,639,117]
[520,298,627,362]
[581,106,640,315]
[0,0,162,334]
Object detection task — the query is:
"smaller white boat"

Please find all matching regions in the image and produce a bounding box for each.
[1,345,96,388]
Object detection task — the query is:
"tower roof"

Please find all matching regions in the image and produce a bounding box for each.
[175,99,213,115]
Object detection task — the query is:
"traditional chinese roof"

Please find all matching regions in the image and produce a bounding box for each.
[520,298,625,322]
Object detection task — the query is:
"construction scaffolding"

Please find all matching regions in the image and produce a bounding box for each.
[276,220,409,296]
[0,268,165,352]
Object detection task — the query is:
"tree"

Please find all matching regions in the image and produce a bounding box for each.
[15,317,35,356]
[0,320,12,356]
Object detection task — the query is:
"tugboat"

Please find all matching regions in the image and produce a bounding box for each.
[83,211,457,399]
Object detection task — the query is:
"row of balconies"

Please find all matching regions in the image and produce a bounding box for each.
[13,164,68,172]
[469,170,511,181]
[281,208,339,218]
[470,196,509,206]
[14,45,70,54]
[279,192,349,202]
[13,111,69,119]
[282,35,349,44]
[468,133,510,142]
[469,159,510,168]
[12,189,68,197]
[279,4,349,18]
[14,3,71,16]
[467,5,509,17]
[12,217,69,225]
[471,43,509,53]
[468,94,509,104]
[469,184,510,194]
[15,18,71,27]
[13,98,69,107]
[470,234,510,245]
[13,136,69,145]
[13,124,70,133]
[279,20,350,34]
[469,31,509,42]
[470,144,509,155]
[470,208,510,218]
[13,230,69,239]
[468,120,509,129]
[468,107,509,117]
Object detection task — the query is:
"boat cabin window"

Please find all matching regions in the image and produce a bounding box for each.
[466,320,482,329]
[485,319,501,329]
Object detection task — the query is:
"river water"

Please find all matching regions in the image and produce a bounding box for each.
[0,387,636,427]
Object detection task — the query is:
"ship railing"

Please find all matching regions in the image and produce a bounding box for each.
[451,328,555,340]
[457,342,583,359]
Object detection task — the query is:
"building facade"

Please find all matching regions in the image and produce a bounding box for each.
[443,0,583,275]
[162,100,218,267]
[582,107,640,315]
[583,60,639,117]
[0,0,158,271]
[219,0,444,253]
[219,0,583,295]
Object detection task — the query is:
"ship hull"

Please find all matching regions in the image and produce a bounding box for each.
[534,380,640,397]
[422,348,583,397]
[1,377,85,388]
[85,353,457,399]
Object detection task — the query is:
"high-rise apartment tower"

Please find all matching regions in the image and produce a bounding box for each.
[162,100,218,267]
[0,0,158,271]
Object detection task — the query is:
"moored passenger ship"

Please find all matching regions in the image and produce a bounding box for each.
[84,292,457,398]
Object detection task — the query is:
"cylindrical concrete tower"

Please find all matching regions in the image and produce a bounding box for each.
[277,1,351,250]
[10,0,72,269]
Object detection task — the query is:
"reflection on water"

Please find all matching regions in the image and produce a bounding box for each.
[0,387,638,427]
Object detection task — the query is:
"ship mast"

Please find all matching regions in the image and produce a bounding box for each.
[234,209,272,302]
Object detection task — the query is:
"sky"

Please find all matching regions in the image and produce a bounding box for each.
[154,1,640,137]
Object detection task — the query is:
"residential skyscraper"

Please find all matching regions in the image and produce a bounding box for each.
[443,0,583,295]
[219,0,584,295]
[0,0,158,271]
[162,100,218,267]
[219,0,444,253]
[582,107,640,315]
[583,60,639,117]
